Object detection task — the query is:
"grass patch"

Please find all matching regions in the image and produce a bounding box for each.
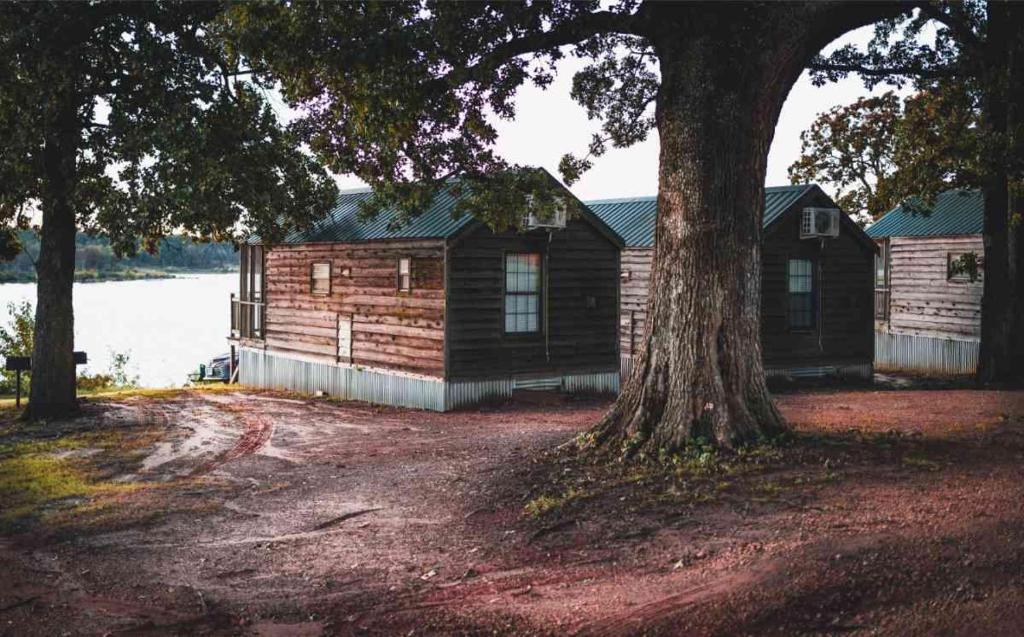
[653,439,788,480]
[524,487,586,517]
[527,433,880,524]
[753,479,785,498]
[0,404,200,534]
[0,437,143,530]
[0,383,239,411]
[902,454,943,471]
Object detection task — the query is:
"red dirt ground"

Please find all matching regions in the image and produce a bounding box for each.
[1,387,1023,636]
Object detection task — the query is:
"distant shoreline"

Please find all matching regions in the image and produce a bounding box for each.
[0,268,239,285]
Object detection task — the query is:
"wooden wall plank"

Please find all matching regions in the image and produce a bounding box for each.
[261,239,447,377]
[887,235,983,338]
[446,220,620,379]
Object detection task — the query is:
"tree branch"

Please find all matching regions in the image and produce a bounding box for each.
[916,2,984,56]
[436,9,647,89]
[808,61,957,80]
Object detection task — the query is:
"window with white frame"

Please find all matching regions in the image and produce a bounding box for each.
[504,253,541,333]
[311,261,331,295]
[787,258,814,330]
[397,257,411,292]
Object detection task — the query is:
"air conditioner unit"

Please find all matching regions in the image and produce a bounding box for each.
[800,207,840,239]
[523,196,567,229]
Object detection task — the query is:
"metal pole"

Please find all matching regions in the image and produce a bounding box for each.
[16,370,21,408]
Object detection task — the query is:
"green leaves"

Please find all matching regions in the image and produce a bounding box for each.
[0,301,34,394]
[0,2,338,252]
[225,1,646,228]
[789,84,982,220]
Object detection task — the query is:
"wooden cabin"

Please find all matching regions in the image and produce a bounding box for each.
[866,189,983,375]
[587,185,876,381]
[230,178,623,410]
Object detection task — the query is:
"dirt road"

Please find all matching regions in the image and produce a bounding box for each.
[1,387,1023,636]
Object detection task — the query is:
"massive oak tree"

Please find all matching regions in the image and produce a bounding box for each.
[231,1,905,453]
[0,2,337,417]
[810,0,1024,383]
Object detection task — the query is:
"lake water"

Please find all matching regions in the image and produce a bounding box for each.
[0,273,238,388]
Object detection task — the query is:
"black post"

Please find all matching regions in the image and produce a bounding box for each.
[15,369,21,408]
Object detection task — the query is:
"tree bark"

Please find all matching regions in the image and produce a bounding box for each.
[28,90,79,418]
[976,0,1021,384]
[1007,1,1024,379]
[591,3,901,454]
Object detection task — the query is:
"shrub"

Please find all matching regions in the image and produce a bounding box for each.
[76,350,139,393]
[0,301,34,394]
[0,302,140,395]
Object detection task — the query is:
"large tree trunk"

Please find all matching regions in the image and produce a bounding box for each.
[591,3,895,454]
[28,93,79,418]
[977,177,1014,384]
[1008,1,1024,379]
[976,0,1022,384]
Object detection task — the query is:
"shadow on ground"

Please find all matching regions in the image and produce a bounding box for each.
[0,387,1021,636]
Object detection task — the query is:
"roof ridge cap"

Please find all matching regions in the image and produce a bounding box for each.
[584,195,657,205]
[765,184,813,192]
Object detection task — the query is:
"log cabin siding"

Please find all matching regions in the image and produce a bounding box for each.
[446,220,620,380]
[886,235,983,339]
[619,248,652,357]
[262,239,447,377]
[760,203,874,367]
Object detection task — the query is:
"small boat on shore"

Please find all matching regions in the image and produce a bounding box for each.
[188,351,236,384]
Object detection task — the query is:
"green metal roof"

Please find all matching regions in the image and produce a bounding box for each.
[866,189,983,238]
[283,187,474,243]
[583,196,657,248]
[763,185,817,226]
[586,185,816,248]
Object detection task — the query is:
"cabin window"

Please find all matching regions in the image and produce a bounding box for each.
[237,245,266,338]
[397,257,412,292]
[875,241,889,287]
[947,251,983,283]
[310,261,331,295]
[504,252,541,333]
[240,245,265,304]
[787,258,815,330]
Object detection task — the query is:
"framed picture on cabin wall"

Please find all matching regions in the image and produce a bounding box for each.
[311,261,331,295]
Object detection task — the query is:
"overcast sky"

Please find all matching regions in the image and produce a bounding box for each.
[328,25,891,204]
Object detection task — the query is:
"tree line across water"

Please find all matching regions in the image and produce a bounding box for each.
[0,231,237,283]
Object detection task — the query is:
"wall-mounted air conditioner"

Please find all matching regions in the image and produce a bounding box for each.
[523,196,567,229]
[800,207,840,239]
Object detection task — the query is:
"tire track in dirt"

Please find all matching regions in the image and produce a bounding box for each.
[575,565,768,637]
[188,393,274,475]
[132,399,171,431]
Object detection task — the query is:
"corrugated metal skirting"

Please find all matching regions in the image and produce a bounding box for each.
[875,331,978,375]
[239,348,446,410]
[240,349,619,411]
[620,354,634,382]
[444,378,513,410]
[621,354,871,382]
[764,363,872,380]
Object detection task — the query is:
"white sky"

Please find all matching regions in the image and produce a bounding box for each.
[330,25,892,203]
